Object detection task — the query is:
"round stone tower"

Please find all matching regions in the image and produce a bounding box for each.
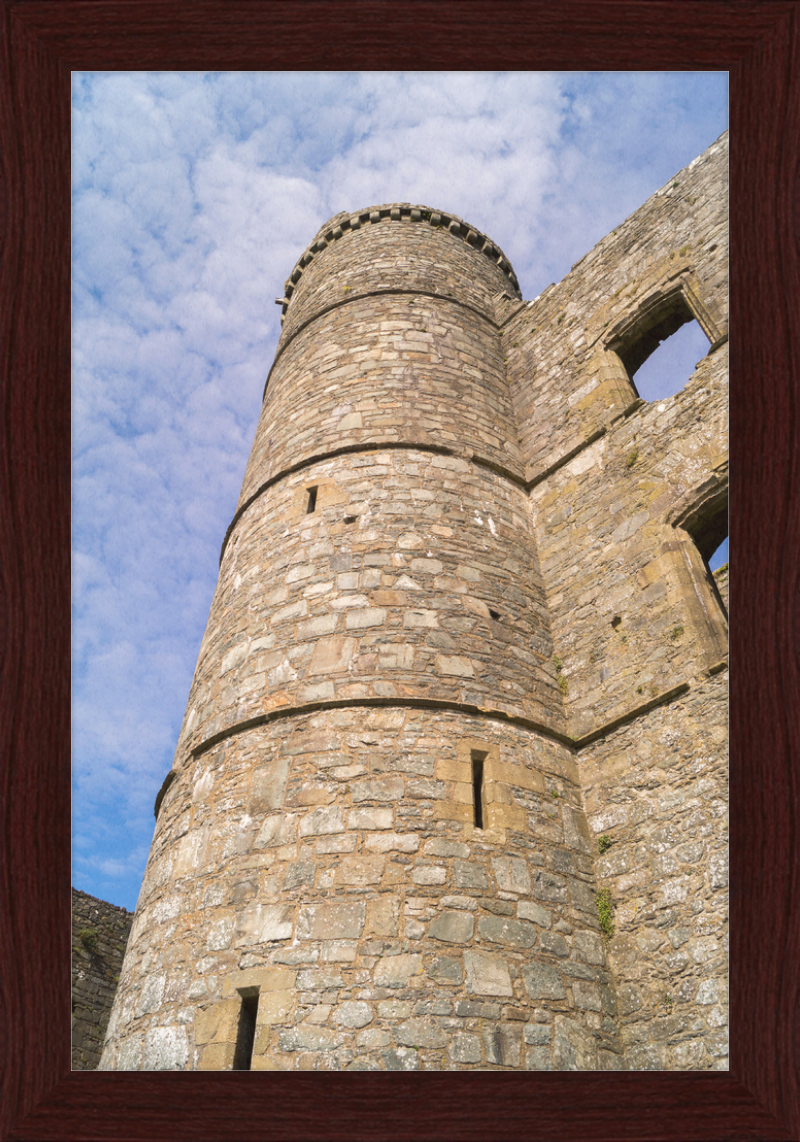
[100,204,625,1071]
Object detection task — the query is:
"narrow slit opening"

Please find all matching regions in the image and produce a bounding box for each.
[343,515,357,524]
[488,608,501,621]
[232,990,259,1071]
[471,751,486,830]
[306,486,318,514]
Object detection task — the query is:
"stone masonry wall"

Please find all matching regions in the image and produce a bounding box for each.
[529,345,727,739]
[580,671,728,1070]
[101,708,624,1072]
[72,888,133,1069]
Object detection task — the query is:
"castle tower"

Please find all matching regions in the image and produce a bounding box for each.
[101,133,727,1071]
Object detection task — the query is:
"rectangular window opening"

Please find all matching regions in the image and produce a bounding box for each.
[306,486,318,514]
[232,989,259,1071]
[471,751,487,830]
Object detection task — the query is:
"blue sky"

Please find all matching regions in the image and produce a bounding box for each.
[72,72,728,912]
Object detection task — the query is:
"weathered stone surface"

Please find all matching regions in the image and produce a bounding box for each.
[477,916,537,949]
[553,1016,598,1071]
[296,901,366,941]
[373,953,423,988]
[522,962,566,1000]
[449,1032,481,1064]
[333,1002,374,1029]
[464,950,514,997]
[429,911,475,945]
[395,1018,449,1049]
[492,856,531,895]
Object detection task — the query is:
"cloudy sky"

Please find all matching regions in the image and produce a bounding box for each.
[72,71,728,912]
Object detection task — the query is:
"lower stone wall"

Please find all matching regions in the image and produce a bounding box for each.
[72,888,133,1069]
[579,671,728,1069]
[100,707,625,1071]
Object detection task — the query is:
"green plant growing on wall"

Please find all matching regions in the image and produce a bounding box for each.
[626,449,638,468]
[597,834,612,854]
[597,889,614,941]
[669,625,684,640]
[79,927,98,951]
[557,675,569,697]
[662,993,674,1012]
[552,654,563,672]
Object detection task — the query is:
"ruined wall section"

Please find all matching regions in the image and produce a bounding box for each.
[72,889,133,1069]
[504,131,727,484]
[580,672,728,1070]
[101,708,624,1072]
[529,347,727,740]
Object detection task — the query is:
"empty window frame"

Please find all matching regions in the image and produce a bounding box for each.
[670,469,729,626]
[607,284,718,402]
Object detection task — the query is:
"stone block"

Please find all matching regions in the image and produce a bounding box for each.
[436,654,475,677]
[365,832,420,853]
[374,953,423,987]
[449,1032,481,1064]
[142,1026,189,1070]
[337,854,386,886]
[492,855,532,894]
[552,1015,597,1071]
[395,1018,448,1049]
[235,903,294,945]
[348,806,394,830]
[517,901,551,928]
[429,911,475,945]
[369,895,400,937]
[195,999,239,1045]
[296,901,366,941]
[298,806,345,836]
[351,776,405,802]
[522,962,565,1000]
[478,915,537,949]
[278,1025,345,1052]
[333,1001,374,1029]
[464,950,514,997]
[345,608,387,630]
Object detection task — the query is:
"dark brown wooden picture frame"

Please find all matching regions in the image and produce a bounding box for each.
[2,2,798,1138]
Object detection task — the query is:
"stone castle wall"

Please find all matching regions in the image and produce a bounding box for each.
[72,889,133,1069]
[100,133,727,1071]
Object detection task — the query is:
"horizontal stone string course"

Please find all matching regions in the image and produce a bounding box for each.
[265,287,520,390]
[186,697,580,764]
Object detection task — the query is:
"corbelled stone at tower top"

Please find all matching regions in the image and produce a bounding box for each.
[101,133,727,1072]
[278,202,522,322]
